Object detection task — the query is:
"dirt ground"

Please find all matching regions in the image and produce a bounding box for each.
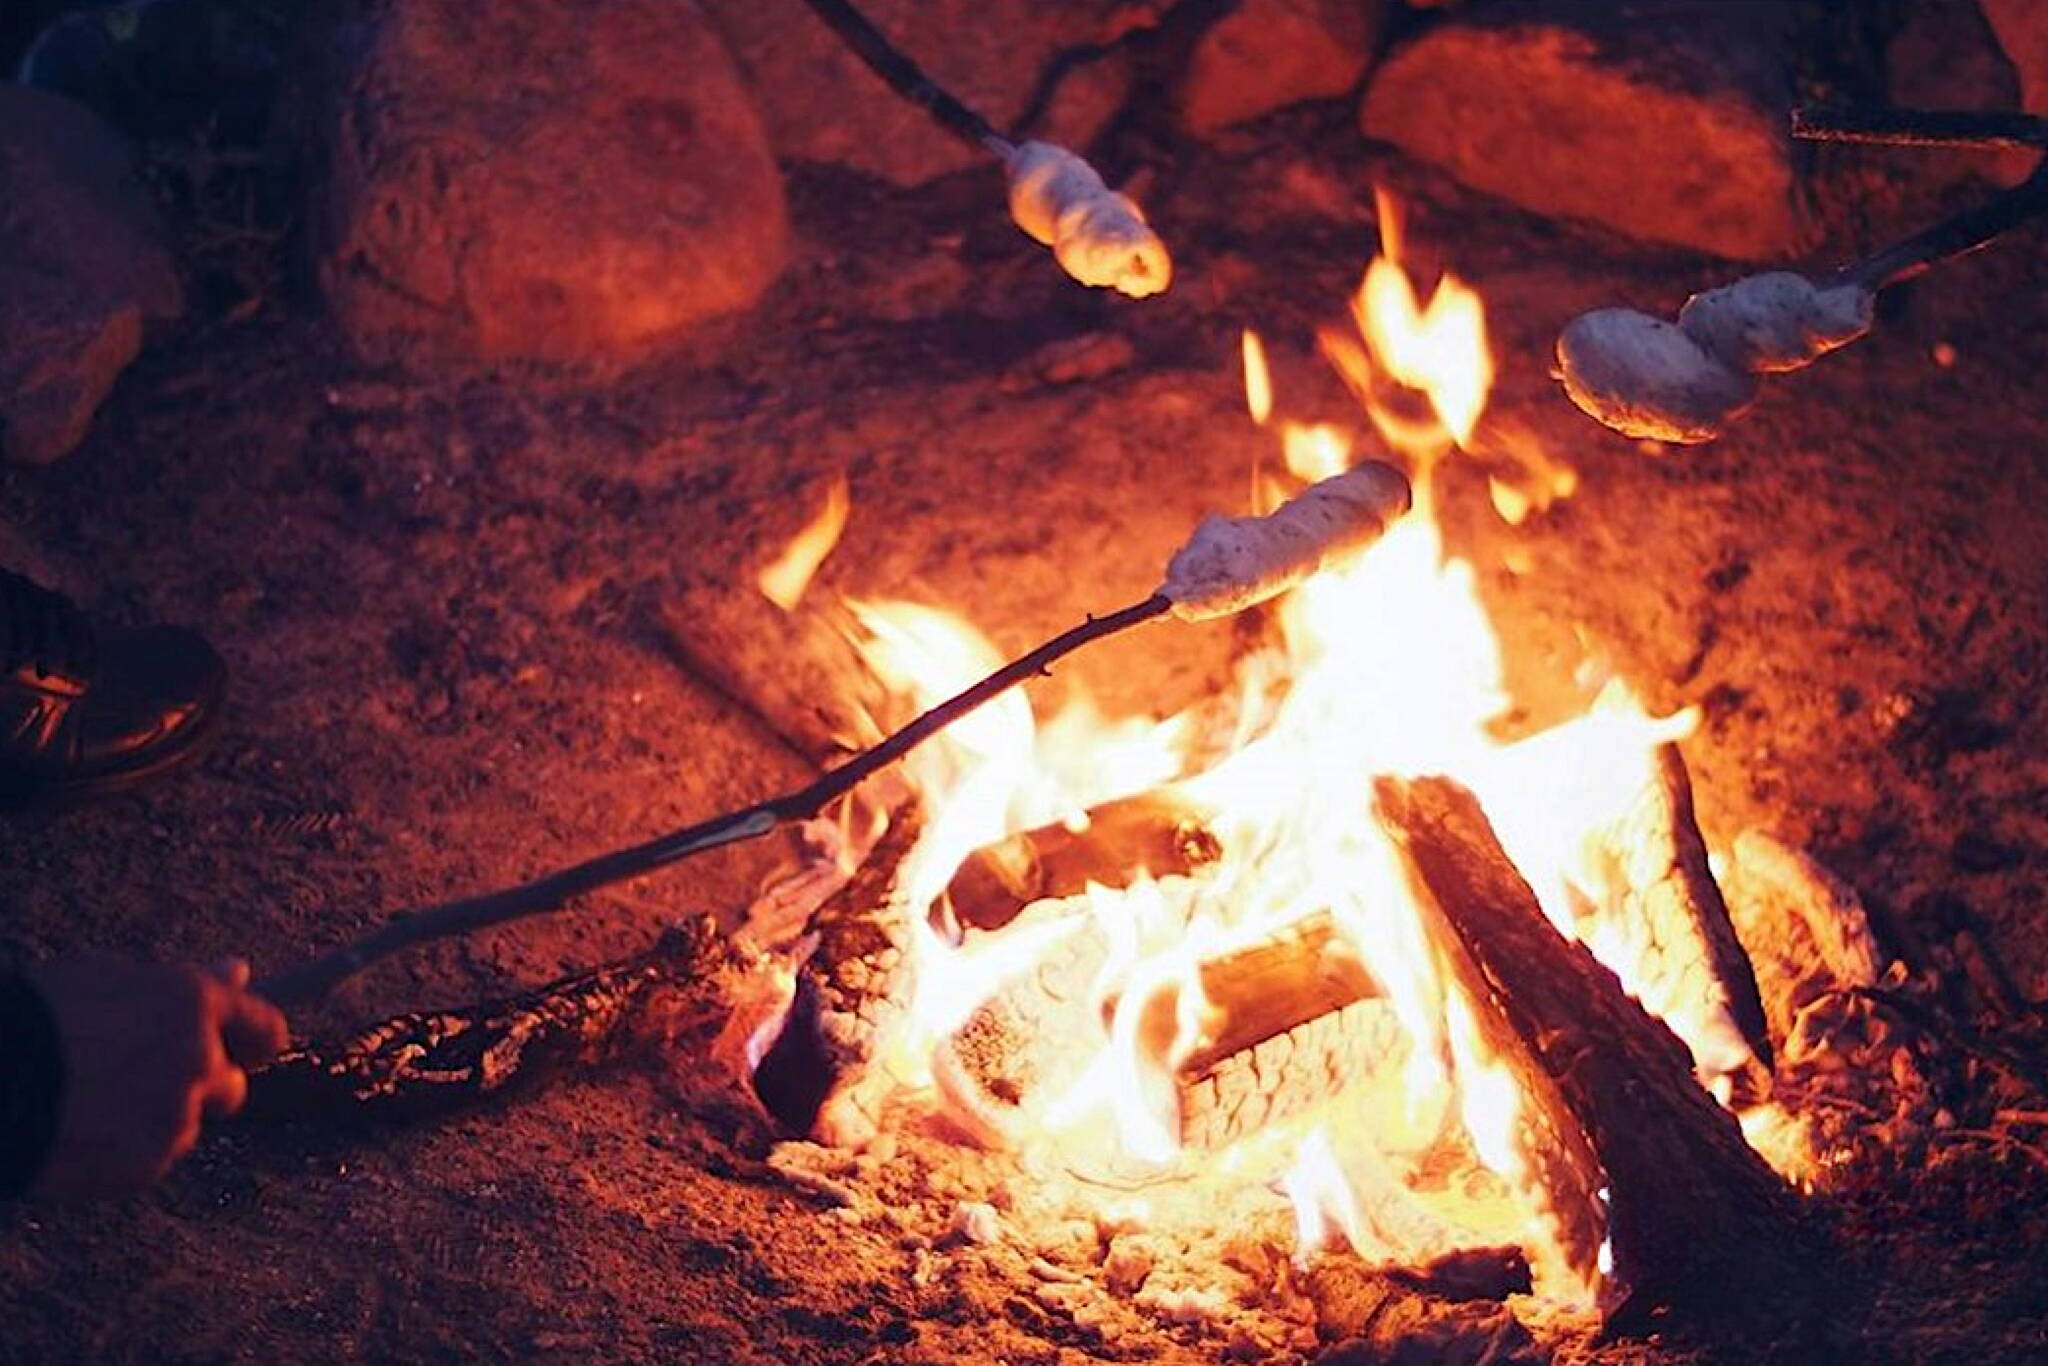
[2,106,2046,1364]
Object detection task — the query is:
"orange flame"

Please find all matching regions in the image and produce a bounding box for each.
[758,474,851,611]
[787,190,1793,1309]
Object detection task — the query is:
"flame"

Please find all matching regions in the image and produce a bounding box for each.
[776,191,1795,1309]
[758,474,851,611]
[1283,1129,1367,1260]
[1241,329,1273,427]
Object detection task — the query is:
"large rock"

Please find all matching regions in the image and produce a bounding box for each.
[1179,0,1386,136]
[697,0,1130,187]
[1360,0,1805,261]
[1980,0,2048,178]
[304,0,789,367]
[0,85,182,465]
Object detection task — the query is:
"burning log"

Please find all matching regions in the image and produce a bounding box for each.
[1173,915,1406,1152]
[1374,776,1821,1334]
[1720,830,1884,1048]
[1584,744,1774,1084]
[943,789,1222,932]
[935,906,1405,1154]
[245,919,746,1123]
[752,809,925,1146]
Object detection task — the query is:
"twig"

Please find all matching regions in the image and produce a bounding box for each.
[1934,1126,2048,1177]
[1995,1108,2048,1127]
[256,596,1171,1006]
[795,0,1012,156]
[1793,105,2048,151]
[1839,157,2048,290]
[1852,987,2048,1099]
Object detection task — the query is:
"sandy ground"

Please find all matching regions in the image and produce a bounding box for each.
[1,110,2045,1363]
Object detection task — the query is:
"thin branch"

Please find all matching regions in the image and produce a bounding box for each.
[257,596,1171,1006]
[1793,105,2048,151]
[795,0,1012,155]
[1839,158,2048,290]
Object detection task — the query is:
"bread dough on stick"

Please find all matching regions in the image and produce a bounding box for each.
[1676,272,1874,374]
[1557,274,1876,442]
[1160,461,1412,621]
[1006,141,1172,299]
[1556,309,1759,445]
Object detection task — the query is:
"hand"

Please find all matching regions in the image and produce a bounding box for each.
[26,957,289,1196]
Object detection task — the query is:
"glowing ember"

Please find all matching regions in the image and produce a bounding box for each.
[751,190,1804,1312]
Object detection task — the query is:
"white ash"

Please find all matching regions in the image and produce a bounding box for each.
[1005,141,1171,299]
[946,1199,1001,1247]
[1159,460,1412,621]
[1677,272,1874,374]
[1555,308,1757,445]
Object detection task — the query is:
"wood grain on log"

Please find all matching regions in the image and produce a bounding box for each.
[1172,913,1404,1150]
[1375,776,1819,1333]
[1583,744,1774,1079]
[935,905,1401,1152]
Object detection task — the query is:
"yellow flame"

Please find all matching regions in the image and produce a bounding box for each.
[1282,1128,1365,1259]
[1242,330,1273,427]
[758,474,851,611]
[791,190,1795,1308]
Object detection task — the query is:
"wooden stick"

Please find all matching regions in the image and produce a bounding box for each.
[796,0,1012,155]
[257,597,1172,1007]
[1793,105,2048,150]
[1841,157,2048,290]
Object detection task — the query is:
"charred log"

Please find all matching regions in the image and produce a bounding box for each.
[1374,776,1821,1334]
[246,918,744,1124]
[752,808,924,1145]
[935,907,1401,1153]
[1587,744,1774,1078]
[1172,914,1404,1151]
[943,789,1221,932]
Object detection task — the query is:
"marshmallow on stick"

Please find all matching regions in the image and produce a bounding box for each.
[1160,461,1413,621]
[1006,141,1172,299]
[1557,272,1874,444]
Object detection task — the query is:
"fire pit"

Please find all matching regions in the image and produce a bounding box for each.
[245,204,1947,1361]
[3,3,2047,1364]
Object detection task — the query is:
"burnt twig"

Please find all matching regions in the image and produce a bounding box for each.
[257,597,1172,1006]
[1793,105,2048,151]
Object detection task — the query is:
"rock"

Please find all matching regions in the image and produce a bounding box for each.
[698,0,1130,186]
[1360,0,1805,260]
[1890,0,2032,187]
[0,85,182,465]
[1180,0,1386,135]
[1979,0,2048,178]
[302,0,789,367]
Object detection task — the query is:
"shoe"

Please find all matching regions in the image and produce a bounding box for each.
[0,569,224,806]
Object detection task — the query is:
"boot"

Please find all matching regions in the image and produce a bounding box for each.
[0,569,224,805]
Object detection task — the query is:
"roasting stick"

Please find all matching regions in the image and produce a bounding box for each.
[256,463,1412,1006]
[1557,110,2048,444]
[795,0,1169,298]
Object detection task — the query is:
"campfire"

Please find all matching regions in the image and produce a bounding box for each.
[716,199,1828,1337]
[238,185,1949,1359]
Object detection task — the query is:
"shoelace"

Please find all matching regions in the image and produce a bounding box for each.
[0,571,97,680]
